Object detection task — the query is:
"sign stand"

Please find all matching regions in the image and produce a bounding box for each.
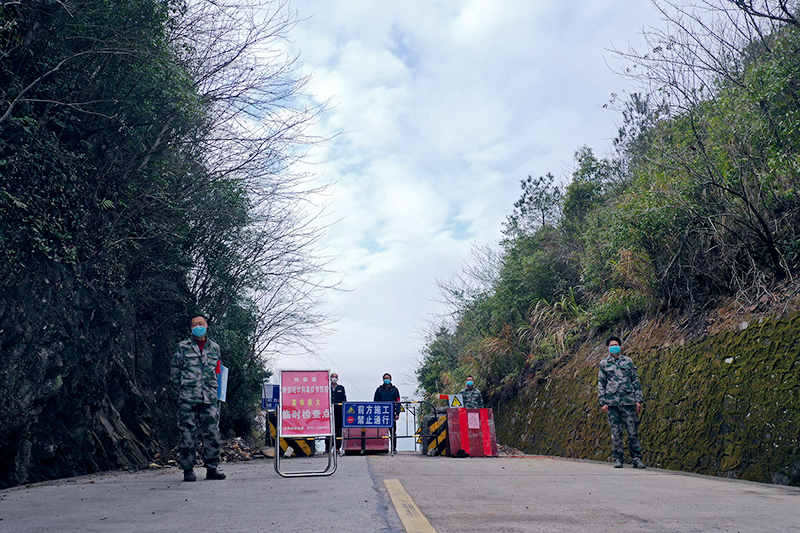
[274,369,337,477]
[342,401,396,455]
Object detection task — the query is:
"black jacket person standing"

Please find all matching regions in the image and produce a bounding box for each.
[373,373,401,452]
[327,373,346,453]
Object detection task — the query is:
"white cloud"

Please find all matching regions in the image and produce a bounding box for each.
[267,0,666,407]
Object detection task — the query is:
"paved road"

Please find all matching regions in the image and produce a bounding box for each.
[370,454,800,532]
[0,454,403,532]
[1,453,798,532]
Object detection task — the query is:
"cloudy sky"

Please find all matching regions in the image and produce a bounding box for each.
[267,1,666,403]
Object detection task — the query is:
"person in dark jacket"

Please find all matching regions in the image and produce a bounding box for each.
[373,373,401,452]
[327,373,346,453]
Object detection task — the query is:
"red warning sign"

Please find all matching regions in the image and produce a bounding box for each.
[279,370,333,438]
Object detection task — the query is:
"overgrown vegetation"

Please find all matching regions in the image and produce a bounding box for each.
[0,0,332,487]
[417,0,800,404]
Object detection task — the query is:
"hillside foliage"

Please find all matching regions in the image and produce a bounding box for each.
[417,0,800,404]
[0,0,331,487]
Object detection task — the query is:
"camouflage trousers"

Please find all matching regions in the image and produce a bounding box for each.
[177,402,221,471]
[606,405,642,461]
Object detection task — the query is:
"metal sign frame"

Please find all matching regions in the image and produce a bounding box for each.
[274,369,337,477]
[342,401,396,456]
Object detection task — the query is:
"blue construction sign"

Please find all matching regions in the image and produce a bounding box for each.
[261,383,280,410]
[342,402,395,428]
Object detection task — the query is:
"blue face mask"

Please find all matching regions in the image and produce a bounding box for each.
[383,379,391,385]
[609,345,621,355]
[466,381,474,387]
[192,326,207,338]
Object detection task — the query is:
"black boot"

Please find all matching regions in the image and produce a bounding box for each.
[183,469,197,482]
[206,467,226,480]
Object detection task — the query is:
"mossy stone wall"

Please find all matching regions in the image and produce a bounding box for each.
[494,314,800,485]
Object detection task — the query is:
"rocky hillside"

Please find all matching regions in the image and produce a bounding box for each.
[0,262,181,489]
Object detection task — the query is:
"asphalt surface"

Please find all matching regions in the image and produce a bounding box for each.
[369,454,800,532]
[1,453,799,532]
[0,454,403,532]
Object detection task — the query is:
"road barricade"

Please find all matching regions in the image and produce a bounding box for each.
[342,427,391,454]
[445,408,498,457]
[421,412,448,456]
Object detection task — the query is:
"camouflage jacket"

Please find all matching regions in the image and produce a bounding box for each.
[459,387,484,409]
[597,354,644,407]
[171,338,221,404]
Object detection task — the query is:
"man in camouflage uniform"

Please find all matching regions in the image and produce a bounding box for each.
[598,335,646,469]
[171,314,226,482]
[459,376,484,409]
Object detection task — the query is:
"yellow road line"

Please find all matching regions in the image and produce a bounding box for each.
[383,479,437,533]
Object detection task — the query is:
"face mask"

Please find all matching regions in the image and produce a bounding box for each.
[466,381,474,387]
[192,326,206,338]
[609,345,621,355]
[383,379,391,385]
[331,377,338,384]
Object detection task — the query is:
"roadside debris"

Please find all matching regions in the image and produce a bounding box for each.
[149,438,268,468]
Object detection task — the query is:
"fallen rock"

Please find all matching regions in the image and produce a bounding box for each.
[149,438,269,468]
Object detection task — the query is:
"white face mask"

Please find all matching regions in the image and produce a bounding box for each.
[331,377,338,384]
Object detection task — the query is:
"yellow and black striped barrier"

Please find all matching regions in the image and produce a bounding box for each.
[422,413,448,456]
[267,411,315,457]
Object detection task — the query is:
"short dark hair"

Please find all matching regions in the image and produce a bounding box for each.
[190,313,208,325]
[466,375,474,380]
[606,335,622,346]
[383,373,392,379]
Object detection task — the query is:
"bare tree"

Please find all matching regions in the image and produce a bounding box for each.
[171,0,338,358]
[432,243,502,322]
[729,0,799,27]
